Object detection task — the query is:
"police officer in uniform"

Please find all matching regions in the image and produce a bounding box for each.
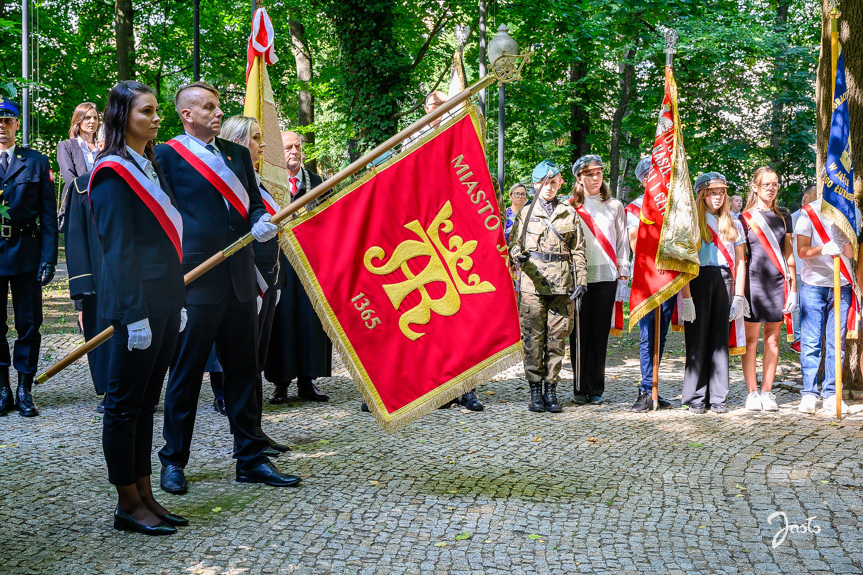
[508,160,587,413]
[0,99,58,417]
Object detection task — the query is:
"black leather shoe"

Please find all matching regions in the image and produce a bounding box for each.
[297,378,329,402]
[269,383,289,404]
[0,386,13,415]
[360,402,370,412]
[156,512,189,526]
[543,382,562,413]
[263,446,281,458]
[658,395,673,409]
[212,397,227,416]
[16,373,38,417]
[236,460,302,487]
[460,390,484,411]
[631,390,652,412]
[113,506,177,535]
[160,465,187,495]
[96,396,106,414]
[528,383,545,412]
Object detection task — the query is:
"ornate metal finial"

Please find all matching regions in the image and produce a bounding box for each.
[490,51,534,85]
[664,28,678,67]
[829,0,841,16]
[454,24,469,49]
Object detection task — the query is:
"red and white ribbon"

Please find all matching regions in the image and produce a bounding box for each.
[575,205,624,336]
[246,8,278,81]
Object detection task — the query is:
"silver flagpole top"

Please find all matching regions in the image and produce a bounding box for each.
[664,28,677,68]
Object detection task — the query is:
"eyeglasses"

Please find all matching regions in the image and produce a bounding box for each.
[760,183,780,190]
[511,193,527,198]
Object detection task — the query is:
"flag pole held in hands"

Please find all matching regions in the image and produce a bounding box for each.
[829,5,842,420]
[36,51,533,385]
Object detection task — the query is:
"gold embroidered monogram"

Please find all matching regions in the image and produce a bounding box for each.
[363,201,495,340]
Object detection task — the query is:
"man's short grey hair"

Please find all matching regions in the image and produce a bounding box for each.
[174,81,220,115]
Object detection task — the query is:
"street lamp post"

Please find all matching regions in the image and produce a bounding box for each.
[488,24,517,190]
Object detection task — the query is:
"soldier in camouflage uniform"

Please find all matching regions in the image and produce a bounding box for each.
[508,160,588,413]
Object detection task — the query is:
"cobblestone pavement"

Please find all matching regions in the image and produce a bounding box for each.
[1,331,863,575]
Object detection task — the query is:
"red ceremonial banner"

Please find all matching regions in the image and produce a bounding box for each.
[281,110,522,431]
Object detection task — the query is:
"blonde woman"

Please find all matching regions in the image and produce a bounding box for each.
[679,172,747,414]
[739,167,796,411]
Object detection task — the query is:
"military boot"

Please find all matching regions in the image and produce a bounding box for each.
[528,383,545,412]
[16,372,39,417]
[0,367,12,414]
[543,382,562,413]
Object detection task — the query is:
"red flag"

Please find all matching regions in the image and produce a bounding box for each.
[629,68,700,326]
[246,8,278,82]
[281,111,522,431]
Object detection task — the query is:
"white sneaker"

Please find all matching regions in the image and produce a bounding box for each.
[798,394,818,414]
[822,395,849,414]
[760,391,779,412]
[746,391,762,411]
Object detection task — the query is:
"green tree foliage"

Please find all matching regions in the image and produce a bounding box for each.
[0,0,821,208]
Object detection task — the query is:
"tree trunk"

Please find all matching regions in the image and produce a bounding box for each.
[569,62,590,163]
[114,0,134,80]
[817,0,863,395]
[608,47,636,200]
[290,19,315,173]
[768,0,791,181]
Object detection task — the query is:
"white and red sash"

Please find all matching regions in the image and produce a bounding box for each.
[166,135,251,221]
[255,266,268,297]
[89,155,183,262]
[803,204,859,338]
[575,205,624,336]
[260,187,279,216]
[625,196,642,219]
[741,210,794,340]
[706,218,745,356]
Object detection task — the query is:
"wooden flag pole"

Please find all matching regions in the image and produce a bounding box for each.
[830,6,842,420]
[36,52,532,385]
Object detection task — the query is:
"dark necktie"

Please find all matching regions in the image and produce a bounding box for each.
[205,144,217,156]
[0,151,8,176]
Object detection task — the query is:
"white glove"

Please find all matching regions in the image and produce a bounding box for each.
[127,318,152,351]
[179,308,188,332]
[681,297,696,323]
[822,240,842,257]
[615,279,630,302]
[729,295,750,321]
[275,289,281,306]
[782,292,798,315]
[256,295,263,315]
[251,214,278,242]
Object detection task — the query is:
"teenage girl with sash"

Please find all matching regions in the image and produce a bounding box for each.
[569,155,630,405]
[679,172,747,414]
[739,167,796,412]
[88,81,187,535]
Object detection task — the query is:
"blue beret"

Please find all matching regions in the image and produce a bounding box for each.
[532,159,561,183]
[0,98,19,118]
[572,154,603,177]
[635,157,652,182]
[694,171,727,193]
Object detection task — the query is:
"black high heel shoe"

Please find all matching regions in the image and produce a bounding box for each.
[156,512,189,526]
[113,506,177,535]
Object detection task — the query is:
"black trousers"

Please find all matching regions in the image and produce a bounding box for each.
[0,272,42,374]
[573,280,617,397]
[159,291,268,471]
[81,294,111,395]
[683,266,732,407]
[102,313,180,486]
[254,289,279,429]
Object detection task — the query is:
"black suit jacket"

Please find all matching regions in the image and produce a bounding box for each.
[57,139,91,230]
[88,160,185,325]
[154,137,266,305]
[0,146,58,275]
[66,172,103,298]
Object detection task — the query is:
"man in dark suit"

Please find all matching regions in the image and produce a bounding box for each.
[155,82,301,492]
[266,131,332,404]
[0,98,58,417]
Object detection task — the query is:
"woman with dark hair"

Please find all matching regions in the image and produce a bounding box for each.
[88,81,187,535]
[57,102,99,229]
[568,155,629,405]
[739,167,796,412]
[679,172,747,414]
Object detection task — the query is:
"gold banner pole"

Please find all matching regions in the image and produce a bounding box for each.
[36,52,533,385]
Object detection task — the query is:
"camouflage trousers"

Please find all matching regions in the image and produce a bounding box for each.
[518,292,575,384]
